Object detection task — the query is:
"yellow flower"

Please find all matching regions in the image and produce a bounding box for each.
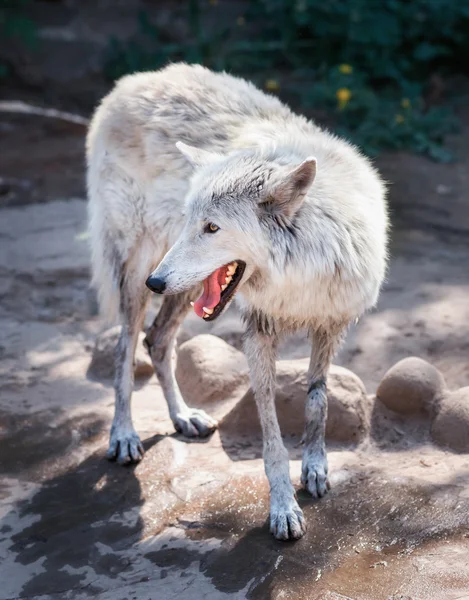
[401,98,411,109]
[336,87,352,110]
[395,114,405,124]
[339,64,353,75]
[236,16,245,26]
[265,79,280,92]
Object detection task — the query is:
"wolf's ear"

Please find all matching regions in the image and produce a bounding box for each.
[176,141,222,168]
[263,157,317,219]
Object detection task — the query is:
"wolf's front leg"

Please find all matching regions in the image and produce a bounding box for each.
[301,378,329,497]
[301,324,346,497]
[145,292,218,437]
[244,319,306,540]
[108,285,148,465]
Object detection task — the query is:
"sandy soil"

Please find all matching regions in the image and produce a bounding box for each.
[0,107,469,600]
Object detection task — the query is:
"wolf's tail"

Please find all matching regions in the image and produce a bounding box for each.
[89,218,120,324]
[87,197,121,325]
[86,137,123,325]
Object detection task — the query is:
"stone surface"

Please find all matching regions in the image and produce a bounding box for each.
[376,356,446,415]
[327,365,371,442]
[178,306,245,350]
[220,360,369,443]
[176,334,249,412]
[88,326,154,380]
[431,387,469,452]
[0,198,89,277]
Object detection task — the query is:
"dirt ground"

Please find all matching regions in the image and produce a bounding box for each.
[1,100,469,600]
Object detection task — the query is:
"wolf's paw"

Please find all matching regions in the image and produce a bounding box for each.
[107,426,144,465]
[301,453,330,499]
[270,498,306,541]
[173,408,218,438]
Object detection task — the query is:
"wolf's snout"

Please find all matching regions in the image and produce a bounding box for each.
[145,275,166,294]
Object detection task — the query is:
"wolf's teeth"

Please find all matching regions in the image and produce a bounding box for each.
[221,283,228,291]
[190,301,194,306]
[203,306,214,315]
[226,264,236,276]
[225,275,232,284]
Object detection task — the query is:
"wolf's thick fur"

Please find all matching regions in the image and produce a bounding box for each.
[87,63,388,540]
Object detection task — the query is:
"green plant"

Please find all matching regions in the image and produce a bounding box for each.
[0,0,37,78]
[289,63,459,159]
[105,0,469,161]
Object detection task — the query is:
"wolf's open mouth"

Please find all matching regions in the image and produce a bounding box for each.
[192,260,246,321]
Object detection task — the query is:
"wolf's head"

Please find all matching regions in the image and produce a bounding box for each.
[146,142,316,321]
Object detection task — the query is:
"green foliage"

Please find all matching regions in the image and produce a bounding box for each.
[0,0,37,78]
[289,64,459,160]
[105,0,469,160]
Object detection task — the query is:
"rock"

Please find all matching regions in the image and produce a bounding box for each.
[88,326,154,379]
[175,334,250,410]
[178,306,244,350]
[431,388,469,452]
[327,365,370,442]
[220,360,369,443]
[209,316,244,351]
[376,357,446,415]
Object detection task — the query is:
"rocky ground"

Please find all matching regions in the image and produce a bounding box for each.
[1,102,469,600]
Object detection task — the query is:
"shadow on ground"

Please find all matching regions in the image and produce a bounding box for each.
[2,403,469,599]
[0,415,163,597]
[145,464,469,599]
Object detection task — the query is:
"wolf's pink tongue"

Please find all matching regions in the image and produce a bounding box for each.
[193,266,226,318]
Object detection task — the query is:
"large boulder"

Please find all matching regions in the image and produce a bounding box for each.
[376,357,446,415]
[326,365,370,442]
[431,387,469,452]
[175,334,250,412]
[220,359,369,443]
[88,326,154,380]
[177,307,245,350]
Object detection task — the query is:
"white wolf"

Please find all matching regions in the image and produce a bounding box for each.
[87,63,388,540]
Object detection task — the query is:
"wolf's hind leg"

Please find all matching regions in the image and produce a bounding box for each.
[144,291,218,437]
[108,271,150,465]
[244,319,306,540]
[301,322,347,497]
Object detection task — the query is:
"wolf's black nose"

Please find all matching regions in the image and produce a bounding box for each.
[145,275,166,294]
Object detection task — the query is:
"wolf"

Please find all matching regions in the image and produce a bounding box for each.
[87,63,388,540]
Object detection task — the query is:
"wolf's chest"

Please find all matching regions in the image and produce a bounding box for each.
[237,276,330,325]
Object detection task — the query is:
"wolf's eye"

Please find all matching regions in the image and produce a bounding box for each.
[205,222,220,233]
